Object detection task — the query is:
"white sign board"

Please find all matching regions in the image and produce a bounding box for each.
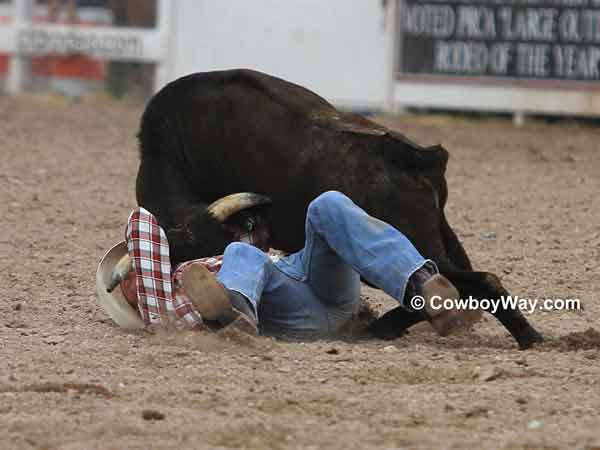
[166,0,395,110]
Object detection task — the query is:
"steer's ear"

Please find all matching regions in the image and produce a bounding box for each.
[167,208,233,264]
[166,224,190,248]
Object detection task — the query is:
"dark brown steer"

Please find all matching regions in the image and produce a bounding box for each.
[135,69,543,349]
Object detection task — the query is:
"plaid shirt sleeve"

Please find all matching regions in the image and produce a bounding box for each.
[123,207,270,329]
[125,208,203,329]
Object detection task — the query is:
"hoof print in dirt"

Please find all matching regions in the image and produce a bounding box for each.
[142,409,165,421]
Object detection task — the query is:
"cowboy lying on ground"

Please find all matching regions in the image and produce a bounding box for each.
[97,191,480,339]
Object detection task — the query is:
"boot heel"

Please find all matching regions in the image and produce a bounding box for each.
[181,264,232,321]
[421,274,482,336]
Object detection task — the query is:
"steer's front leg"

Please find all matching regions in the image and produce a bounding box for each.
[368,306,425,340]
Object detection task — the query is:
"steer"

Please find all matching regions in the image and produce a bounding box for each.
[134,69,543,349]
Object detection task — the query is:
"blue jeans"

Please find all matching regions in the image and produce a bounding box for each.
[216,191,431,339]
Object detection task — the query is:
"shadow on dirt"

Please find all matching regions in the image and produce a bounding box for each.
[540,328,600,352]
[336,299,600,353]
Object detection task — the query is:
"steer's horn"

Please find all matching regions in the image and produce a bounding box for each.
[207,192,272,222]
[107,253,133,293]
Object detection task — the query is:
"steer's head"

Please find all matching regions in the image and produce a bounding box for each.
[107,193,271,293]
[185,192,272,257]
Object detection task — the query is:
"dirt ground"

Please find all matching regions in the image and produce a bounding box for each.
[2,95,600,450]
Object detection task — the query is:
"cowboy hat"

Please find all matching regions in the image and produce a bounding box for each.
[95,241,145,330]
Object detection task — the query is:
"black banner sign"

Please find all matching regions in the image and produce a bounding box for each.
[399,0,600,80]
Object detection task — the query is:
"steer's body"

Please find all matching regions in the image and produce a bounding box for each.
[136,69,542,349]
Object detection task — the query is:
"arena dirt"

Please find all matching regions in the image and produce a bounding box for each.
[1,96,599,450]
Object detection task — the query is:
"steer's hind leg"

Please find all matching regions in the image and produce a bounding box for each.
[441,269,543,350]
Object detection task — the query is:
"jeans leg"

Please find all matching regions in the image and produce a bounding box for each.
[216,242,273,317]
[303,191,432,306]
[304,231,362,329]
[218,242,330,338]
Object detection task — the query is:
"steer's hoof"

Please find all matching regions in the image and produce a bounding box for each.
[367,306,422,340]
[517,329,544,350]
[367,318,407,340]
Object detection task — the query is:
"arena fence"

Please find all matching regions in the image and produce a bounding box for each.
[0,0,173,95]
[2,0,600,120]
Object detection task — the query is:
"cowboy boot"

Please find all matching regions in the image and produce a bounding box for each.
[181,264,258,335]
[412,267,482,336]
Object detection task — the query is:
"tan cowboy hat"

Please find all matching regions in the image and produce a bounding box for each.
[95,241,145,330]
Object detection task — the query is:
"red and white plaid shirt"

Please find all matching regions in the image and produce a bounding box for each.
[122,207,271,329]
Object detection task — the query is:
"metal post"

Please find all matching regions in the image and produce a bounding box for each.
[384,0,398,113]
[6,0,33,95]
[152,0,174,93]
[513,111,526,127]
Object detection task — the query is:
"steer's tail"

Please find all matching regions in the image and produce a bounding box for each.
[439,212,473,271]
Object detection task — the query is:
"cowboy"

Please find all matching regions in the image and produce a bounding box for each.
[97,191,478,339]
